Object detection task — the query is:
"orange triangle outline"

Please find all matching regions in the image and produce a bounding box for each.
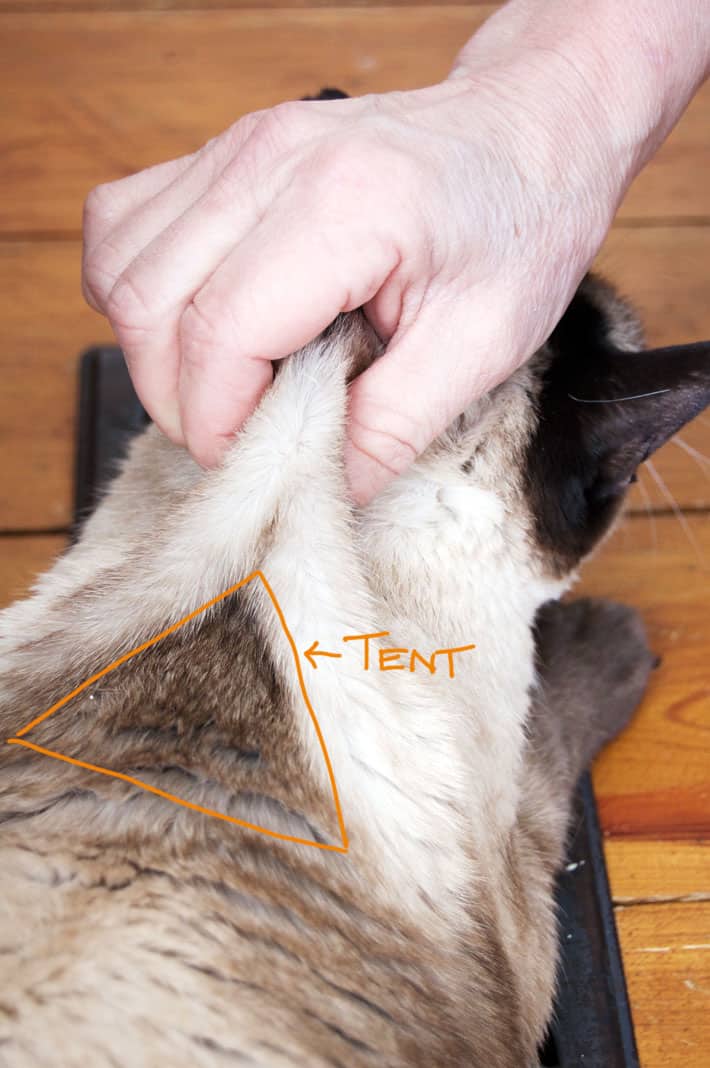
[5,570,349,854]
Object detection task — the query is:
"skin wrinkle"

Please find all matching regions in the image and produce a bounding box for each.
[346,417,419,479]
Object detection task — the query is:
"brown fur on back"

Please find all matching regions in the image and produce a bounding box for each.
[1,590,525,1067]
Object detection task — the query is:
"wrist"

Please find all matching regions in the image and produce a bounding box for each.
[449,0,710,213]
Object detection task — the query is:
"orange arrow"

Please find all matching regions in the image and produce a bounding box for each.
[304,640,343,669]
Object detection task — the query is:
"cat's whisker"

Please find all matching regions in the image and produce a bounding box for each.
[671,434,710,480]
[633,471,658,553]
[568,388,671,404]
[645,459,706,568]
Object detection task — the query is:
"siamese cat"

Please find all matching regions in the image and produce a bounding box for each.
[0,273,708,1068]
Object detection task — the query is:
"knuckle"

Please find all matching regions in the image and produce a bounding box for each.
[215,110,264,158]
[217,104,300,166]
[243,101,317,162]
[83,181,117,224]
[259,100,308,140]
[105,272,153,334]
[82,181,125,242]
[205,111,285,209]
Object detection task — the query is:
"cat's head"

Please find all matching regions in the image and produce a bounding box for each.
[364,274,710,597]
[523,276,710,576]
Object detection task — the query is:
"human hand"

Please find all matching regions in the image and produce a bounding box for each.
[81,10,660,503]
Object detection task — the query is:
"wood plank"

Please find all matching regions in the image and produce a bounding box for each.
[2,227,710,529]
[0,242,113,529]
[0,8,709,233]
[0,534,67,609]
[585,514,709,906]
[615,901,710,1068]
[4,0,495,9]
[598,227,710,350]
[605,839,710,905]
[583,514,710,898]
[0,7,489,234]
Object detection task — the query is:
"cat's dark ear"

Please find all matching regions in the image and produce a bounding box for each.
[302,88,349,101]
[525,287,710,572]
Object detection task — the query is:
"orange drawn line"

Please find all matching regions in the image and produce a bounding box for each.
[5,739,347,853]
[258,572,348,853]
[6,571,348,854]
[14,574,259,739]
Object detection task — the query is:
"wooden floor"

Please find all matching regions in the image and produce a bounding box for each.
[1,3,708,1064]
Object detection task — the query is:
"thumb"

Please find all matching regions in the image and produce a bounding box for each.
[345,296,513,504]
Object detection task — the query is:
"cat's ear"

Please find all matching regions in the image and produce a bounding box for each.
[574,341,710,494]
[302,88,349,101]
[525,337,710,571]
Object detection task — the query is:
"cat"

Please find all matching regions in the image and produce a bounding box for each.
[0,274,708,1067]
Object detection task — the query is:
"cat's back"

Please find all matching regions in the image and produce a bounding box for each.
[0,593,521,1068]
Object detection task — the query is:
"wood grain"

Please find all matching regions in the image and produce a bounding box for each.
[616,901,710,1068]
[605,839,710,905]
[2,228,710,529]
[0,534,67,608]
[3,0,495,9]
[0,242,113,529]
[0,8,709,234]
[584,514,710,877]
[598,227,710,349]
[0,6,490,234]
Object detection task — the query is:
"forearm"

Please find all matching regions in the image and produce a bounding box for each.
[450,0,710,212]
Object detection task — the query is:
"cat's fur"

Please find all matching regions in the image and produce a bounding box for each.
[1,277,708,1067]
